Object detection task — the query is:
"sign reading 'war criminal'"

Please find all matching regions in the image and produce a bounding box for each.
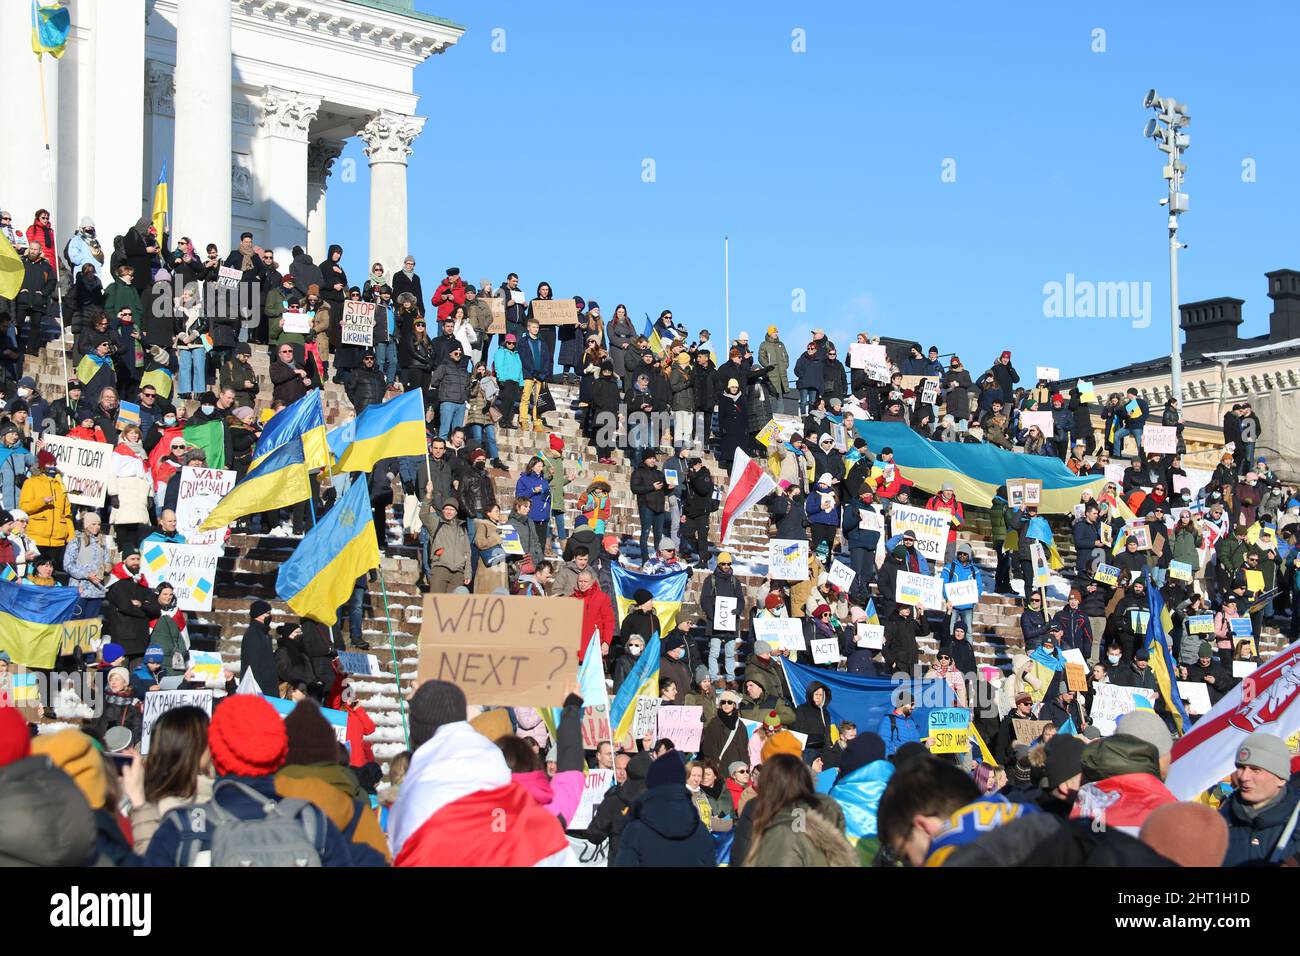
[175,466,237,546]
[417,593,583,706]
[41,434,113,506]
[340,301,376,346]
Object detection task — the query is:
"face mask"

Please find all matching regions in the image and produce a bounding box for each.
[163,416,176,427]
[200,404,215,415]
[17,388,29,397]
[475,461,486,470]
[1108,654,1121,665]
[44,467,57,476]
[629,646,642,657]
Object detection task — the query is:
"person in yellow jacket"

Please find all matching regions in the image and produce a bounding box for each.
[19,449,75,569]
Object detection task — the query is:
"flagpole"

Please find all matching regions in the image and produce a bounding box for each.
[376,563,410,749]
[724,236,730,350]
[34,49,70,392]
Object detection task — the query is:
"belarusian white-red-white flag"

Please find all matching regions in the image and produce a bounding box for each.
[719,448,778,545]
[1165,638,1300,800]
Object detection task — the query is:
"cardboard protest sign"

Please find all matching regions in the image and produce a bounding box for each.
[633,696,661,739]
[175,466,237,546]
[1142,424,1177,454]
[336,651,380,676]
[712,596,738,633]
[895,571,943,610]
[767,539,809,580]
[827,560,856,593]
[41,434,114,506]
[1012,719,1050,745]
[1186,614,1214,634]
[59,618,101,655]
[530,299,578,326]
[944,579,979,608]
[752,616,805,653]
[810,637,841,665]
[1089,684,1157,736]
[929,707,971,754]
[580,704,611,750]
[3,666,44,720]
[568,769,615,830]
[1020,411,1053,437]
[855,623,884,649]
[216,266,242,288]
[485,297,506,335]
[141,542,222,611]
[1065,662,1089,692]
[498,523,524,555]
[1103,463,1127,487]
[142,689,213,754]
[1093,563,1120,587]
[117,401,141,426]
[1035,366,1060,382]
[416,593,583,706]
[657,705,703,751]
[1177,681,1212,716]
[755,420,785,448]
[1234,637,1258,659]
[282,309,312,334]
[340,300,376,346]
[888,504,949,562]
[1168,561,1193,582]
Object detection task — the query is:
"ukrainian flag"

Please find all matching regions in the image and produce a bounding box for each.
[610,632,661,741]
[610,565,688,635]
[853,422,1105,515]
[31,2,70,59]
[0,233,24,301]
[643,314,678,356]
[1144,572,1190,735]
[863,597,880,627]
[327,388,425,475]
[254,391,330,471]
[0,578,80,668]
[199,439,311,530]
[276,478,379,624]
[151,162,169,244]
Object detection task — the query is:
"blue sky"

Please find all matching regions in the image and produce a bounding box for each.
[328,1,1300,380]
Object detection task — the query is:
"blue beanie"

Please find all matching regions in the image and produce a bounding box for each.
[645,751,686,790]
[100,642,126,665]
[144,645,165,664]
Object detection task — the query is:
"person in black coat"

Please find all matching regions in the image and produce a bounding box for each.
[121,218,157,294]
[587,364,621,460]
[941,624,977,677]
[345,349,387,413]
[681,458,716,563]
[391,257,425,318]
[299,617,339,690]
[792,681,834,759]
[1177,640,1237,706]
[318,244,348,320]
[883,603,927,677]
[716,380,748,470]
[274,622,320,697]
[105,553,161,664]
[289,246,324,299]
[613,753,716,867]
[587,751,651,865]
[239,601,278,695]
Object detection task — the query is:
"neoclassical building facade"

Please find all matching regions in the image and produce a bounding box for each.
[1,0,462,273]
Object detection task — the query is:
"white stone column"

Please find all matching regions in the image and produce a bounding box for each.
[91,0,145,237]
[141,58,175,239]
[359,110,426,277]
[0,0,58,237]
[306,138,344,264]
[172,0,231,250]
[258,87,322,268]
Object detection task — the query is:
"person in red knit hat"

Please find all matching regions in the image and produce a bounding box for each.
[143,695,364,866]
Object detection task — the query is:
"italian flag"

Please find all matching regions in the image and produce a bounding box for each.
[389,722,575,867]
[719,448,778,545]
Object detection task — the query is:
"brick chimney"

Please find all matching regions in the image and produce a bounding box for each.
[1265,269,1300,343]
[1179,297,1244,353]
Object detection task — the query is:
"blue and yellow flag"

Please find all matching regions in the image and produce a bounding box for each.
[643,314,678,356]
[853,421,1105,515]
[863,597,880,627]
[254,391,330,471]
[151,161,169,242]
[0,233,24,301]
[0,578,80,668]
[31,2,70,59]
[199,439,310,530]
[327,388,426,475]
[276,478,380,624]
[1144,572,1190,735]
[610,632,661,741]
[610,564,688,635]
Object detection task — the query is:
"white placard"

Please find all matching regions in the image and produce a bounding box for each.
[141,541,223,612]
[713,596,737,632]
[895,570,944,610]
[1035,366,1060,382]
[40,434,114,506]
[767,539,810,581]
[1030,541,1051,587]
[632,696,661,739]
[1103,463,1127,487]
[810,637,841,665]
[1142,424,1177,454]
[217,266,242,289]
[827,560,856,592]
[943,579,979,608]
[888,504,949,562]
[1061,648,1087,668]
[1020,410,1054,438]
[568,769,615,830]
[856,623,884,649]
[859,510,884,534]
[1089,684,1158,736]
[849,343,886,369]
[281,309,312,334]
[175,466,237,547]
[141,689,213,754]
[752,616,806,653]
[340,300,376,346]
[1232,661,1257,680]
[1177,680,1212,717]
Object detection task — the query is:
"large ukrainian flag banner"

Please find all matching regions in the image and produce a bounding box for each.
[0,578,80,668]
[199,439,311,530]
[327,388,426,474]
[276,479,379,624]
[253,391,330,471]
[610,565,688,635]
[610,632,661,741]
[853,421,1105,515]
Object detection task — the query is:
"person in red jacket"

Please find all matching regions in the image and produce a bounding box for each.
[431,267,466,322]
[926,482,965,562]
[25,209,56,270]
[574,569,616,662]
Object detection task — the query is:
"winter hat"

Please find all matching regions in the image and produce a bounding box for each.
[250,600,272,620]
[1234,730,1292,781]
[762,709,783,729]
[1014,691,1033,706]
[548,433,564,452]
[1140,803,1229,868]
[0,706,31,768]
[645,751,687,790]
[1133,646,1150,661]
[716,690,742,706]
[143,645,164,664]
[892,741,929,769]
[764,593,783,610]
[693,665,710,685]
[728,760,749,776]
[835,732,887,780]
[284,700,341,766]
[753,640,773,657]
[761,730,803,762]
[32,730,110,809]
[470,448,488,462]
[107,667,130,688]
[37,450,57,469]
[1197,641,1214,658]
[1000,350,1011,361]
[1080,735,1161,783]
[632,588,653,606]
[408,680,468,748]
[209,695,289,777]
[1117,710,1173,758]
[601,534,620,551]
[1044,735,1086,791]
[663,632,686,653]
[99,642,126,666]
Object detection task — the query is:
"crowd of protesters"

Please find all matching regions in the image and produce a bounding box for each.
[0,204,1297,868]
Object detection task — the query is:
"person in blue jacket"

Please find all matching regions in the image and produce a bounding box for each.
[805,473,841,559]
[514,456,552,546]
[940,541,982,639]
[614,752,716,867]
[876,690,922,757]
[1219,731,1300,867]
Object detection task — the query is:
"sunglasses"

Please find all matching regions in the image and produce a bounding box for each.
[719,701,736,708]
[170,444,186,450]
[734,769,749,775]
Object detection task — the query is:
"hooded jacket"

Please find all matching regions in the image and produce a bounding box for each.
[614,784,717,867]
[793,681,834,751]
